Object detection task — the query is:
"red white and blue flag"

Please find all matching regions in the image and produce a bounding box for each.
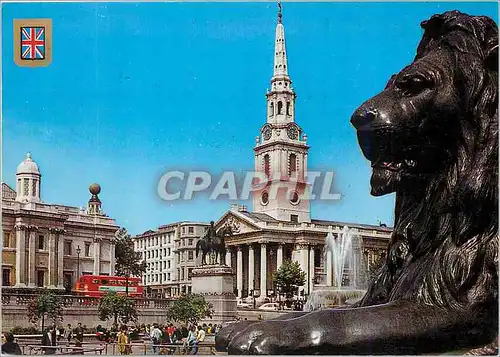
[21,27,45,60]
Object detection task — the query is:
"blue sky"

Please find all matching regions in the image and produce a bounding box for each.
[3,2,498,235]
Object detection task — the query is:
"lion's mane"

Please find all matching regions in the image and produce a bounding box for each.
[356,11,498,313]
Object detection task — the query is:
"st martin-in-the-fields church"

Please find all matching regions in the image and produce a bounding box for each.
[215,6,392,301]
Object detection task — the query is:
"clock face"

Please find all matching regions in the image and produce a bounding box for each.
[287,125,298,140]
[263,126,272,140]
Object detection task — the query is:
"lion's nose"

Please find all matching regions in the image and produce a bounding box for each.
[351,108,378,129]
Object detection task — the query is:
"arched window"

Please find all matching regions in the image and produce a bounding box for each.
[286,102,291,115]
[289,153,297,176]
[264,154,270,178]
[269,102,274,116]
[277,101,283,115]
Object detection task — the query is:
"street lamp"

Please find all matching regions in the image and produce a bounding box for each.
[76,245,81,280]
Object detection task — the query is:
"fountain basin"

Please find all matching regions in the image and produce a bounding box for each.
[304,286,366,311]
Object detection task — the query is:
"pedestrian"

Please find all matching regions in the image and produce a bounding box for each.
[150,323,162,354]
[117,325,129,355]
[1,332,22,355]
[186,326,197,355]
[41,326,57,355]
[64,324,73,345]
[74,322,84,353]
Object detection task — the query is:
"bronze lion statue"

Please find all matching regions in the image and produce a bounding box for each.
[215,10,498,354]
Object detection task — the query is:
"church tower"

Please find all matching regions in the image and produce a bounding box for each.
[16,152,42,203]
[252,4,311,223]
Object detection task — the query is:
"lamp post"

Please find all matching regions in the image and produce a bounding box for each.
[76,245,81,281]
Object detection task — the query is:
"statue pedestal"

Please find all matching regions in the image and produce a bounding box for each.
[191,264,237,325]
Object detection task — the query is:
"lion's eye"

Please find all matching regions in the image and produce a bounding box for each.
[397,76,433,96]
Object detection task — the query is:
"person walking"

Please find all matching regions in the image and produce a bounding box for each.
[117,326,129,355]
[150,323,162,355]
[64,324,73,345]
[41,326,57,355]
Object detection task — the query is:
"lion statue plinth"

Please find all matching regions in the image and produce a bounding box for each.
[215,10,498,355]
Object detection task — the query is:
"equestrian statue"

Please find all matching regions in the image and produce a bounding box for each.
[195,221,232,265]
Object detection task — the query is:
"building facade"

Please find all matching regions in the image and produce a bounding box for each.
[2,153,119,290]
[133,221,209,297]
[214,8,393,300]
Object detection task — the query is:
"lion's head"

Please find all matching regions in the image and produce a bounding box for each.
[351,10,498,199]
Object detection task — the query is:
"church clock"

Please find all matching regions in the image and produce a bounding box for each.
[287,124,298,140]
[263,126,272,141]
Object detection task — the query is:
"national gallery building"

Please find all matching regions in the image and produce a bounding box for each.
[215,10,392,300]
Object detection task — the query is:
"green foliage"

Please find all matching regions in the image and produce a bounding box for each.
[166,294,214,326]
[115,227,147,290]
[10,326,41,335]
[274,260,306,298]
[98,291,138,326]
[27,290,64,331]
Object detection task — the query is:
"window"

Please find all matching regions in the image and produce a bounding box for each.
[286,102,291,115]
[269,102,274,116]
[188,227,194,234]
[32,179,37,197]
[168,248,171,256]
[289,153,297,176]
[188,251,193,261]
[290,215,299,223]
[23,178,29,196]
[277,101,283,114]
[147,251,151,259]
[168,260,171,269]
[168,273,171,281]
[264,154,270,178]
[38,235,45,250]
[188,239,193,246]
[188,268,193,280]
[84,242,91,257]
[182,227,185,233]
[64,241,72,255]
[3,232,9,249]
[37,270,45,287]
[168,236,171,244]
[2,268,11,286]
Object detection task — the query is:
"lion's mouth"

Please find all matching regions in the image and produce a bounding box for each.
[356,129,417,172]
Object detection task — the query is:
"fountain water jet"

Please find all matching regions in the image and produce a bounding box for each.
[304,226,368,311]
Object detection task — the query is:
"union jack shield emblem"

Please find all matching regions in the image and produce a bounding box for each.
[14,19,52,67]
[21,27,45,60]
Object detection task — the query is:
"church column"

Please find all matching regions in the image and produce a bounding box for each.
[109,239,116,276]
[309,246,315,294]
[236,246,243,298]
[276,243,283,271]
[260,243,267,298]
[248,245,255,292]
[57,230,65,289]
[48,228,57,288]
[14,224,27,287]
[326,249,333,286]
[225,248,231,268]
[27,226,38,287]
[294,244,308,295]
[93,237,101,275]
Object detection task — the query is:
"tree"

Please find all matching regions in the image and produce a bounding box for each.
[115,227,147,296]
[98,291,138,327]
[166,294,213,326]
[27,289,64,332]
[274,260,306,299]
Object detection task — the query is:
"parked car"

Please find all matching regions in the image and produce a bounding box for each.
[237,301,252,309]
[258,302,280,311]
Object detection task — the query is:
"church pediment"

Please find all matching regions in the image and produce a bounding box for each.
[215,211,261,235]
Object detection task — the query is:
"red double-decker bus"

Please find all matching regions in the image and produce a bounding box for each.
[74,275,144,297]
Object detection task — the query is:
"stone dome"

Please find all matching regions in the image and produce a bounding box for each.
[16,153,40,175]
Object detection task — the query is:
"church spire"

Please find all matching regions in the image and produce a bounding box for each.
[273,2,289,79]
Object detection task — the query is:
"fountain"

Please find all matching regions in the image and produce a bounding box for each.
[304,226,368,311]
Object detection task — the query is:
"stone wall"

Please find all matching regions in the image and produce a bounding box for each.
[1,294,174,331]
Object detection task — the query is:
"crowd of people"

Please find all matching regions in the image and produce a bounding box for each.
[1,321,221,355]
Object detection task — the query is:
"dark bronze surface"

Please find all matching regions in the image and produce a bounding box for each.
[216,11,498,354]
